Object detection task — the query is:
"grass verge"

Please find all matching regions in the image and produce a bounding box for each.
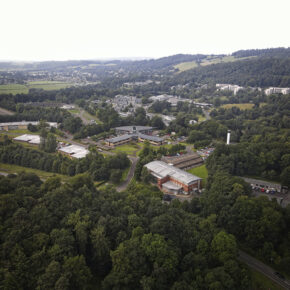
[0,162,71,182]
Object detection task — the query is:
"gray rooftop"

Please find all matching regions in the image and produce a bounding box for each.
[107,134,133,143]
[145,160,201,185]
[115,126,153,133]
[138,133,163,142]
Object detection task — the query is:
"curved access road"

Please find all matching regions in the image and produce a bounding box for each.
[238,250,290,289]
[116,156,139,192]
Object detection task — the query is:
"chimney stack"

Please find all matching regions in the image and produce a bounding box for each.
[226,130,231,145]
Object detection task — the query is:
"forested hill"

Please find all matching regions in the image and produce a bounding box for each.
[171,56,290,87]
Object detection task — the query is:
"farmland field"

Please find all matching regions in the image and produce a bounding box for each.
[0,81,75,95]
[221,103,255,110]
[174,55,256,72]
[27,81,74,90]
[0,84,29,94]
[174,61,198,72]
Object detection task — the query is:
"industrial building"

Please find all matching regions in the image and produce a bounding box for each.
[106,126,163,147]
[161,153,203,170]
[0,121,58,131]
[145,160,202,195]
[58,144,89,159]
[13,134,41,145]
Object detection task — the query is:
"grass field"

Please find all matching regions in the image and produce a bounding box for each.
[221,103,255,110]
[249,268,283,290]
[0,163,71,182]
[0,81,74,95]
[174,55,256,72]
[112,144,140,155]
[174,61,198,72]
[197,114,206,122]
[187,164,208,179]
[27,81,74,91]
[120,166,130,183]
[0,84,29,94]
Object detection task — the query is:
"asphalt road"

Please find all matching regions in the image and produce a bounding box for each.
[116,156,139,192]
[238,250,290,289]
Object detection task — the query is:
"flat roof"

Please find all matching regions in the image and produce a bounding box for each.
[162,181,182,191]
[145,160,201,185]
[115,126,153,132]
[138,133,163,142]
[13,134,41,144]
[59,145,89,158]
[107,134,133,143]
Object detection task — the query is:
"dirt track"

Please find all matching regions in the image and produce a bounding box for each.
[0,107,14,116]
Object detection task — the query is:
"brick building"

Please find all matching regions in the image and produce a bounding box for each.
[145,160,202,195]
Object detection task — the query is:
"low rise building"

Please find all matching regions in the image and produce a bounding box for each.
[145,160,202,194]
[0,121,57,131]
[161,153,203,170]
[264,87,290,96]
[216,84,244,95]
[58,144,89,159]
[13,134,41,145]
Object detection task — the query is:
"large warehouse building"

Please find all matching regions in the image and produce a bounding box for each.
[145,160,202,195]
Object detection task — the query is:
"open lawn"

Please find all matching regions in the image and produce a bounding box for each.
[221,103,255,110]
[112,143,140,155]
[187,164,208,187]
[187,164,208,179]
[0,81,75,95]
[0,163,71,182]
[174,61,198,72]
[197,114,206,122]
[27,81,74,91]
[174,55,256,72]
[0,84,28,94]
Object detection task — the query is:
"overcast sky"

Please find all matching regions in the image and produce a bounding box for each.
[1,0,289,61]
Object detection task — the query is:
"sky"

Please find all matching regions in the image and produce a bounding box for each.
[1,0,289,61]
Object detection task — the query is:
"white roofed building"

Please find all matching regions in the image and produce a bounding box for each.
[145,160,202,195]
[58,144,89,159]
[13,134,41,145]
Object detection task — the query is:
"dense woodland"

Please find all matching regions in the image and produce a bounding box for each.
[0,165,289,289]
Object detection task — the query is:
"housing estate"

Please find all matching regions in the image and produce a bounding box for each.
[145,160,202,195]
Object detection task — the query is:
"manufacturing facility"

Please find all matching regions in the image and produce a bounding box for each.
[58,144,89,159]
[145,160,202,195]
[161,152,203,170]
[106,126,163,147]
[13,134,41,145]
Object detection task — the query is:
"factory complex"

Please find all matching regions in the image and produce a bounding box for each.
[145,160,202,195]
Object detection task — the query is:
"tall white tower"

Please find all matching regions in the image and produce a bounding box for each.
[226,130,231,145]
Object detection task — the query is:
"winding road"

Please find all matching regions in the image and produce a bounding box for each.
[116,156,139,192]
[238,250,290,289]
